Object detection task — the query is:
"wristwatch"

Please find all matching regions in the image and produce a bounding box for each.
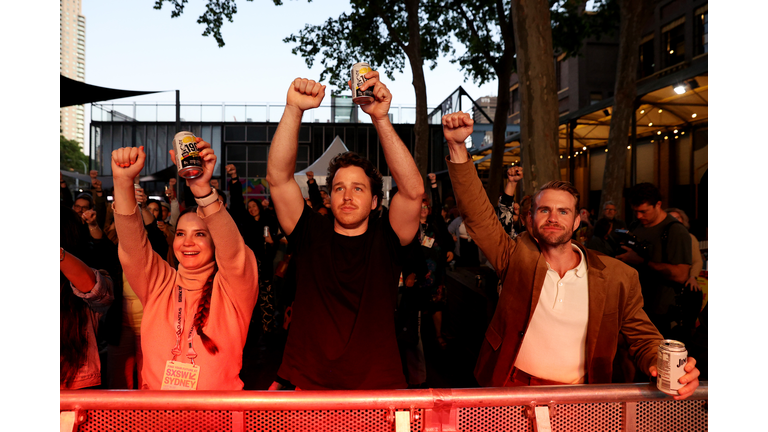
[194,188,220,207]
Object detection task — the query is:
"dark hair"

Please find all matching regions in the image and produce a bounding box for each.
[327,152,383,210]
[215,188,227,206]
[60,205,88,387]
[532,181,580,212]
[247,198,264,213]
[176,205,219,355]
[74,192,94,210]
[628,182,662,208]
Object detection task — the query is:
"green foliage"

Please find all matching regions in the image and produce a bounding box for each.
[60,135,89,173]
[550,0,620,59]
[443,0,511,86]
[153,0,255,47]
[284,0,453,95]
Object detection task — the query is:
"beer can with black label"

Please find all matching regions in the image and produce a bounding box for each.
[173,131,203,179]
[351,62,374,105]
[656,339,687,395]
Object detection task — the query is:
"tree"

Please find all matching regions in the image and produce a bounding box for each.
[284,0,452,182]
[446,0,615,201]
[153,0,245,48]
[61,135,89,173]
[153,0,450,183]
[444,0,515,203]
[599,0,656,217]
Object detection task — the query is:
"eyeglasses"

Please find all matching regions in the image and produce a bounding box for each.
[72,204,90,212]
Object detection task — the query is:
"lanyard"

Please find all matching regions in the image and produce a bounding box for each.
[171,285,199,365]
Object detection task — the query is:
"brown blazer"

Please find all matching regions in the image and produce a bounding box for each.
[447,157,662,386]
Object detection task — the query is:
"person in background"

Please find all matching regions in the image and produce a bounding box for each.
[61,207,114,389]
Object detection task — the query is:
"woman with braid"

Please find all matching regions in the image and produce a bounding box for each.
[111,138,259,390]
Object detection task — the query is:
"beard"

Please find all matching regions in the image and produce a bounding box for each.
[532,222,573,247]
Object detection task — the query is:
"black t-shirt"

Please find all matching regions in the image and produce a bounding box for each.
[277,204,407,390]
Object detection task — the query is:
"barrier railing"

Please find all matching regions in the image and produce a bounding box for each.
[60,382,708,431]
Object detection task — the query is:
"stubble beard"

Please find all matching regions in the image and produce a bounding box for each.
[533,223,572,247]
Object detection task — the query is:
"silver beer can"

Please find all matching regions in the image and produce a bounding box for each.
[351,62,374,105]
[173,131,204,179]
[656,339,688,395]
[263,226,270,237]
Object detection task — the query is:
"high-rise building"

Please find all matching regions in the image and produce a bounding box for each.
[60,0,86,148]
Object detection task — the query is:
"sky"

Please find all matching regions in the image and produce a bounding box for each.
[1,0,766,429]
[82,0,498,107]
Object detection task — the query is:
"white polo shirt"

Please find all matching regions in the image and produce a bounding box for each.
[513,245,589,384]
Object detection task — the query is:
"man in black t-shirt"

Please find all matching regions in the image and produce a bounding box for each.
[265,73,423,390]
[617,183,695,344]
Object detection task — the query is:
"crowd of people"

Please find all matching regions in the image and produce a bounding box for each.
[60,70,703,399]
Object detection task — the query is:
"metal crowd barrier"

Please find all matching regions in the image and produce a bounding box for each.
[60,382,707,431]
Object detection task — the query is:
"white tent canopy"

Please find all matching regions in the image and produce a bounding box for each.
[293,135,393,208]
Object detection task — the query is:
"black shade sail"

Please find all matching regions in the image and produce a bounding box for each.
[60,75,166,107]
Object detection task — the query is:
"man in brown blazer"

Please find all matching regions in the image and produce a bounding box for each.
[442,112,700,400]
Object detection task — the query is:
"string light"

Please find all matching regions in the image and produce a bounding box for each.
[692,113,697,118]
[658,109,663,113]
[582,146,587,151]
[648,122,653,127]
[673,129,678,133]
[657,131,662,135]
[627,145,631,149]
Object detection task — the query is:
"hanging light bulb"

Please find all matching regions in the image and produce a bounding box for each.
[692,113,697,118]
[582,146,587,151]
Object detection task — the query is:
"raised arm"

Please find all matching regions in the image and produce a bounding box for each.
[266,78,326,236]
[443,112,515,276]
[356,70,424,245]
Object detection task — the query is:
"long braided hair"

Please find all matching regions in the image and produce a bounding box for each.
[178,206,219,355]
[60,205,89,388]
[192,263,219,354]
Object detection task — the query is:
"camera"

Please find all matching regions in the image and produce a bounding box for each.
[613,229,651,259]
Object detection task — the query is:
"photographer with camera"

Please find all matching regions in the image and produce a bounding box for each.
[616,183,696,345]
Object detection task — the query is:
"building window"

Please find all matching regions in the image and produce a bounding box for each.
[694,5,708,56]
[662,17,685,69]
[638,34,655,78]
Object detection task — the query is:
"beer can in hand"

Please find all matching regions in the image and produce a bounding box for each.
[263,226,270,237]
[656,339,688,395]
[173,131,204,179]
[351,62,374,105]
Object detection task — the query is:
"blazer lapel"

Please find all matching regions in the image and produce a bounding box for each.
[584,246,608,381]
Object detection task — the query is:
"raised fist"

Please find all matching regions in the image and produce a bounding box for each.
[91,178,102,191]
[82,209,98,226]
[286,78,326,112]
[226,164,237,178]
[442,112,474,147]
[506,166,523,182]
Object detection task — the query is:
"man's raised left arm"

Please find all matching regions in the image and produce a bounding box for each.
[356,70,423,245]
